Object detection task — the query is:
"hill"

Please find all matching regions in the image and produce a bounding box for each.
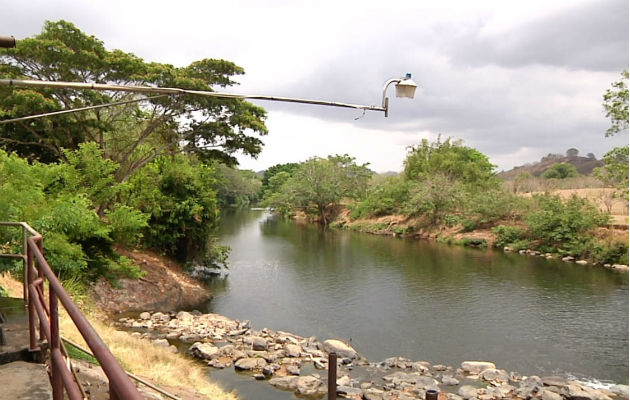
[499,155,603,180]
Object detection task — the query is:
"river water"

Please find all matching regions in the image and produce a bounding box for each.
[205,209,628,390]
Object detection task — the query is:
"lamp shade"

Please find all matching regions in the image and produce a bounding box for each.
[395,77,417,99]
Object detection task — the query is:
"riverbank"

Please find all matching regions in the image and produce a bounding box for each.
[328,209,629,271]
[119,309,630,400]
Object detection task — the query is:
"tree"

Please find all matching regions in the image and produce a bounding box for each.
[267,155,372,226]
[593,146,629,191]
[404,137,496,187]
[213,164,262,206]
[540,163,579,179]
[565,148,579,157]
[0,20,268,180]
[603,70,628,137]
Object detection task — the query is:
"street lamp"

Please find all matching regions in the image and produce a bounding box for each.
[0,74,418,123]
[381,73,418,117]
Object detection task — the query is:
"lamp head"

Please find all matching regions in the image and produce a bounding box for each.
[395,73,417,99]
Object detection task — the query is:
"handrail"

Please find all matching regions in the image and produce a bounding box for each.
[0,221,143,400]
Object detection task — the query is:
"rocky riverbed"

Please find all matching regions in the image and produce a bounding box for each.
[118,311,629,400]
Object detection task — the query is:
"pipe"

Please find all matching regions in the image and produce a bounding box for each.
[0,36,16,48]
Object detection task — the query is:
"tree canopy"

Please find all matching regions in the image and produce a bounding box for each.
[0,20,268,178]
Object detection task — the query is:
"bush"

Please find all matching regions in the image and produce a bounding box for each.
[349,176,409,219]
[526,194,610,254]
[492,225,526,248]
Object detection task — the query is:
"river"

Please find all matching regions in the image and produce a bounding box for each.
[204,209,628,394]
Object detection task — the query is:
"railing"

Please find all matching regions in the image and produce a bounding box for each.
[0,222,142,400]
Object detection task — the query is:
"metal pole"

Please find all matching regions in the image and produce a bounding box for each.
[22,225,27,302]
[328,352,337,400]
[0,78,387,114]
[426,389,439,400]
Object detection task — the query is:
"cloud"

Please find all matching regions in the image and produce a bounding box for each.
[447,0,629,71]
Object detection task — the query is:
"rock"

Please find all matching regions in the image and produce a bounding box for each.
[296,376,324,396]
[139,312,151,320]
[234,357,268,371]
[363,388,385,400]
[337,375,351,386]
[189,342,218,359]
[541,389,563,400]
[285,344,301,357]
[176,311,194,321]
[576,260,588,265]
[461,361,496,374]
[411,362,430,373]
[542,376,568,387]
[253,373,265,380]
[269,376,299,390]
[458,385,479,399]
[479,368,510,384]
[442,376,460,386]
[433,364,449,371]
[208,358,232,369]
[251,336,268,351]
[337,386,363,398]
[152,338,170,347]
[562,256,575,262]
[610,385,629,399]
[321,339,358,359]
[151,312,170,322]
[612,264,629,271]
[286,365,301,376]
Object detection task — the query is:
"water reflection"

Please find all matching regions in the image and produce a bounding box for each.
[207,209,628,384]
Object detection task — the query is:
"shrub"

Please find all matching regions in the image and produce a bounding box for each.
[349,176,409,219]
[492,225,526,248]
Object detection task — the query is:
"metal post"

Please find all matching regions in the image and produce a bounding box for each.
[50,291,62,400]
[328,352,337,400]
[426,389,439,400]
[26,245,37,350]
[22,225,27,302]
[36,239,45,342]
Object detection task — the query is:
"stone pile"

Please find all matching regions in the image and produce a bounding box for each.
[118,311,629,400]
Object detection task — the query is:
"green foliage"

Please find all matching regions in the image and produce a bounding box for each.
[265,155,372,226]
[404,137,496,186]
[592,241,629,265]
[261,163,299,192]
[540,163,579,179]
[603,70,628,137]
[0,19,267,172]
[526,194,610,254]
[124,154,220,264]
[105,205,149,246]
[403,173,464,224]
[349,175,409,219]
[214,164,262,206]
[593,146,629,192]
[492,225,526,249]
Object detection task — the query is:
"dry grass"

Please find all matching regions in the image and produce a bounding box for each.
[0,271,23,297]
[0,273,236,400]
[522,188,629,226]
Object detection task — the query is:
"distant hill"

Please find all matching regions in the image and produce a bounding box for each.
[499,155,603,180]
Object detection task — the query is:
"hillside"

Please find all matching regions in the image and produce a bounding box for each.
[499,155,603,179]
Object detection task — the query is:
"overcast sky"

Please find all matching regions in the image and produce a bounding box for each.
[4,0,629,172]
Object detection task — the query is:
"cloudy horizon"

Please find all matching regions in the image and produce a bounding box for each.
[3,0,628,172]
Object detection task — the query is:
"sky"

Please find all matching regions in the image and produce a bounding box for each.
[3,0,629,172]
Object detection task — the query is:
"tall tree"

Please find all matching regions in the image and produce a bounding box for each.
[0,20,268,180]
[266,155,372,226]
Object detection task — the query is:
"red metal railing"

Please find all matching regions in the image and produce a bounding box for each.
[0,222,142,400]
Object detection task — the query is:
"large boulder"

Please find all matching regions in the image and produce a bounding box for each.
[234,357,268,371]
[321,339,358,359]
[189,342,218,359]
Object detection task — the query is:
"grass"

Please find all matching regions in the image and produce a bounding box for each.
[0,272,237,400]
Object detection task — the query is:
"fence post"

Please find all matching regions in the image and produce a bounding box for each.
[36,238,45,342]
[328,352,337,400]
[50,290,62,400]
[26,244,38,351]
[22,225,27,302]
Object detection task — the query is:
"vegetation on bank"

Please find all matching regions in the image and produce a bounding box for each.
[0,20,266,282]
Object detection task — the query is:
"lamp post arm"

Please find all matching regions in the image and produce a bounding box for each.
[381,78,402,117]
[0,79,387,115]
